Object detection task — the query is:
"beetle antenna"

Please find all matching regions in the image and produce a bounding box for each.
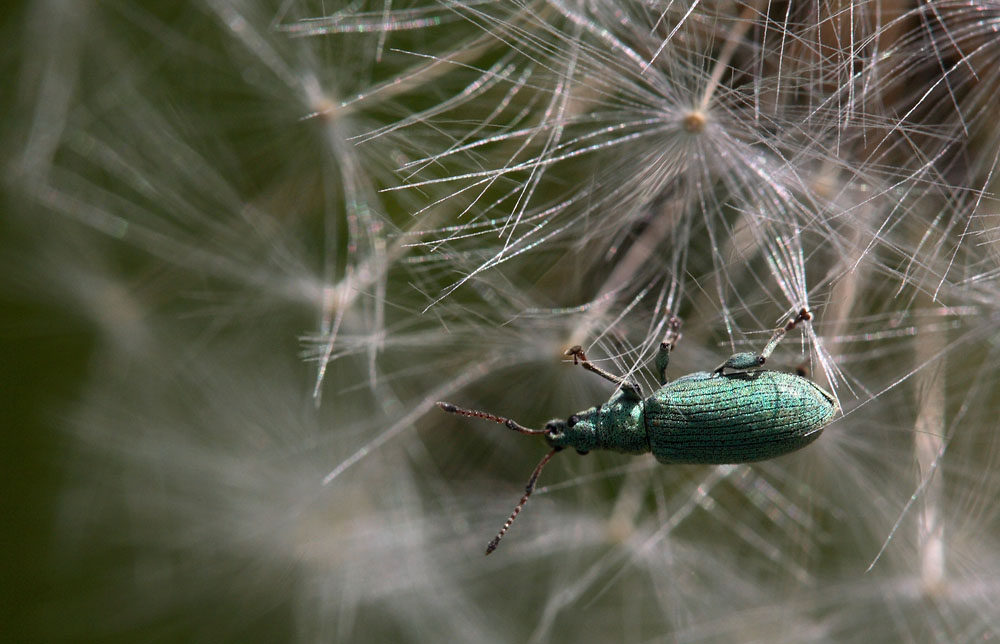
[436,401,548,435]
[486,447,560,555]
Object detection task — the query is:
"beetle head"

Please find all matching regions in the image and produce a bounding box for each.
[544,407,599,454]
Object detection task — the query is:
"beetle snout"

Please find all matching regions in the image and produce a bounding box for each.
[543,419,569,447]
[545,420,566,435]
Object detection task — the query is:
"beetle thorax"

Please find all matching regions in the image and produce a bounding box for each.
[544,389,649,456]
[595,390,648,455]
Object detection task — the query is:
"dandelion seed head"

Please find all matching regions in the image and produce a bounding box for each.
[11,0,1000,641]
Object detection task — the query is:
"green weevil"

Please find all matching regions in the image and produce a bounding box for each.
[438,309,837,554]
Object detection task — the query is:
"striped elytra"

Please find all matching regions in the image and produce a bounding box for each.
[644,371,837,464]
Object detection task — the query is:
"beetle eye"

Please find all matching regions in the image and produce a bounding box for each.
[567,415,579,427]
[545,422,558,432]
[757,356,766,365]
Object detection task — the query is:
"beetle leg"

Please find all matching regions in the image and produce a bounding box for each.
[715,308,813,375]
[565,346,643,399]
[760,307,812,360]
[656,316,682,385]
[713,351,766,375]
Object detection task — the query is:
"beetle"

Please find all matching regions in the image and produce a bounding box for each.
[438,309,837,554]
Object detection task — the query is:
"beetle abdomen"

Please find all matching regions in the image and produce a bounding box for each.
[645,371,836,464]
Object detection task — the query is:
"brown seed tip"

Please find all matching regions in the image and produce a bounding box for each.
[682,111,707,133]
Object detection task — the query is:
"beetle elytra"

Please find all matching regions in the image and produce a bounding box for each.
[438,309,837,554]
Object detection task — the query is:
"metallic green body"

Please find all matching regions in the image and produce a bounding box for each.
[438,312,835,554]
[645,371,835,463]
[547,371,836,463]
